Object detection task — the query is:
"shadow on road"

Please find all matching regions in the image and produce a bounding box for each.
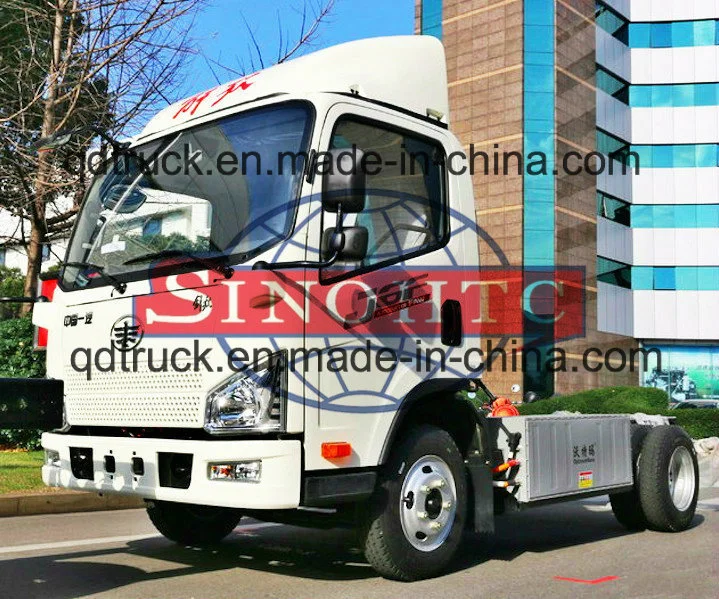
[0,502,705,598]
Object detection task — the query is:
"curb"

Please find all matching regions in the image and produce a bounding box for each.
[0,491,144,518]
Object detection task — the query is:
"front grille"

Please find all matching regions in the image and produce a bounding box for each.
[64,365,206,427]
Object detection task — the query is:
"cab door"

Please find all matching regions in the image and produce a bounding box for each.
[303,102,477,471]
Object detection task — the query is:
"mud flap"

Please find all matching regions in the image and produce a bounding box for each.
[466,454,494,534]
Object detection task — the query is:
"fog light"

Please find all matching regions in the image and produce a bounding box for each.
[45,449,61,468]
[209,460,262,483]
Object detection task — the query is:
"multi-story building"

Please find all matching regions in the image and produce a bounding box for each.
[415,0,719,401]
[596,0,719,401]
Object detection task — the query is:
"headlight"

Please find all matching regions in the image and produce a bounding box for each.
[204,351,286,434]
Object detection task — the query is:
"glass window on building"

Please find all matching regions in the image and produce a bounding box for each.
[654,267,676,290]
[598,257,632,289]
[671,21,695,46]
[597,191,631,225]
[642,345,719,401]
[421,0,443,39]
[629,23,651,47]
[694,20,716,46]
[651,23,673,47]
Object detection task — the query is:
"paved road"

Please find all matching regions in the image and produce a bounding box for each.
[1,493,717,599]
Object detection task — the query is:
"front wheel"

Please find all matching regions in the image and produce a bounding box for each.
[360,425,467,581]
[146,500,242,545]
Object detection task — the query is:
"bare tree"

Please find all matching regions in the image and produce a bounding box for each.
[203,0,335,83]
[0,0,203,309]
[0,0,335,310]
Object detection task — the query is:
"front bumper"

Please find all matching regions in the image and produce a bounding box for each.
[41,433,301,509]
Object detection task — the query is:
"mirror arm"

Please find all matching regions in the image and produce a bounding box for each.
[253,204,347,272]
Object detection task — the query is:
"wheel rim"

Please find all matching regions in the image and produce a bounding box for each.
[668,446,695,512]
[399,455,457,552]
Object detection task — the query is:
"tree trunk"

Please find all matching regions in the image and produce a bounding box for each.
[20,0,65,313]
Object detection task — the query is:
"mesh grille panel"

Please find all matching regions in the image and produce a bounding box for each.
[65,365,205,427]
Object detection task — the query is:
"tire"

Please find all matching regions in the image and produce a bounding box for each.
[360,425,467,581]
[637,425,699,532]
[146,500,243,545]
[610,425,650,530]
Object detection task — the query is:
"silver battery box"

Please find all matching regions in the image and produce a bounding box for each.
[496,414,633,503]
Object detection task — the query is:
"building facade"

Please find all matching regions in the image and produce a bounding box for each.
[596,0,719,401]
[414,0,719,398]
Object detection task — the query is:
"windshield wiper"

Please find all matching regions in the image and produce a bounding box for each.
[123,250,234,279]
[62,262,127,294]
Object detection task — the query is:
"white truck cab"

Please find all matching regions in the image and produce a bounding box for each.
[32,37,700,581]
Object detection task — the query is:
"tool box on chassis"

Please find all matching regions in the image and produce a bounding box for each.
[490,414,634,504]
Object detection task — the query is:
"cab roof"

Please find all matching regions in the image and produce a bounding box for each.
[139,36,449,139]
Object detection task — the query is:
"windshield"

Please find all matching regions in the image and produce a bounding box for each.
[61,102,312,291]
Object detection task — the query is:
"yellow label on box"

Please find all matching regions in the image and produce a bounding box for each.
[579,471,594,489]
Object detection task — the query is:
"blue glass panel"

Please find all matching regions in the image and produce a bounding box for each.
[676,268,699,290]
[672,22,695,46]
[629,86,652,107]
[525,118,554,133]
[697,205,719,226]
[654,267,676,290]
[696,144,718,167]
[675,205,697,227]
[631,146,652,168]
[632,205,653,227]
[422,0,443,39]
[525,131,554,154]
[673,145,696,168]
[525,26,554,53]
[694,20,715,46]
[698,267,719,290]
[672,84,694,107]
[525,65,554,92]
[651,23,672,48]
[653,205,675,227]
[629,23,651,47]
[633,267,654,290]
[524,91,554,121]
[651,85,672,107]
[694,83,717,106]
[652,146,673,168]
[525,0,553,25]
[524,50,554,65]
[524,234,554,265]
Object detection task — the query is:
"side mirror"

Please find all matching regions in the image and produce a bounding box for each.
[322,148,366,214]
[322,226,368,262]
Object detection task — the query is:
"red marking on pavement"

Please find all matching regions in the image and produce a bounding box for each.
[554,576,619,585]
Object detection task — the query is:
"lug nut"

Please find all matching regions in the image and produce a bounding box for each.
[420,485,430,494]
[429,522,442,531]
[430,479,445,489]
[442,501,452,509]
[417,511,428,520]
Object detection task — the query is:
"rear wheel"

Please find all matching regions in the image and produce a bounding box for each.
[638,426,699,532]
[360,425,467,581]
[146,500,242,545]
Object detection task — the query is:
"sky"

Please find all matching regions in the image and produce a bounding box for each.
[183,0,415,96]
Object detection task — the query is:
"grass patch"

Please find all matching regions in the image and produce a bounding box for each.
[0,451,46,494]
